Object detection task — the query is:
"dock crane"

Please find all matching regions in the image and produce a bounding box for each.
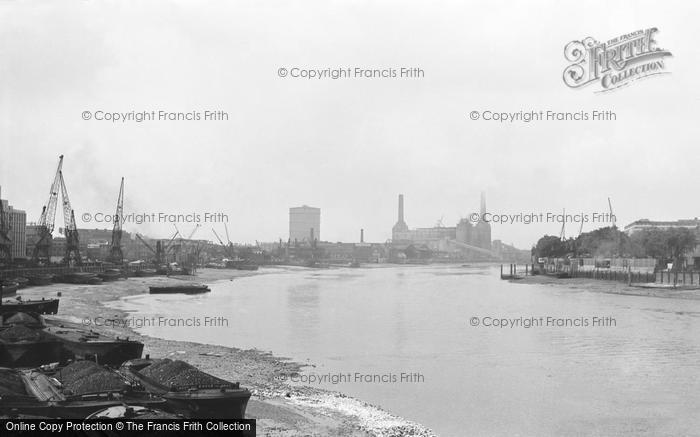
[135,230,179,266]
[135,233,156,260]
[212,228,234,259]
[162,230,180,263]
[224,223,236,257]
[186,224,201,240]
[224,223,232,246]
[212,228,225,246]
[181,224,201,274]
[59,170,82,266]
[32,155,64,264]
[559,208,566,241]
[108,178,125,264]
[608,197,617,229]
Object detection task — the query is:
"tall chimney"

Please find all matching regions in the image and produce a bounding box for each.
[480,191,486,216]
[398,194,404,222]
[360,229,364,243]
[310,227,315,241]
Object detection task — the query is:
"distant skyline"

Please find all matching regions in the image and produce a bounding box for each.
[2,1,699,249]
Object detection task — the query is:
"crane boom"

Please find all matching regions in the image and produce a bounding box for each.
[135,234,156,254]
[32,155,64,264]
[212,229,225,246]
[108,178,125,264]
[224,223,231,244]
[187,224,201,240]
[608,197,617,228]
[559,208,566,241]
[164,230,180,252]
[39,155,63,231]
[59,171,82,265]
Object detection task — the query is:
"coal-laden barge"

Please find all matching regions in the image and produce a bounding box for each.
[0,312,251,419]
[0,359,251,419]
[0,312,143,368]
[121,357,251,418]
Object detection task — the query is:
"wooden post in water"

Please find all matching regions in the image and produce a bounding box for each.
[500,264,503,279]
[627,266,632,285]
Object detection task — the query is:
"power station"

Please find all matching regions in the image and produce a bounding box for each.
[391,192,492,254]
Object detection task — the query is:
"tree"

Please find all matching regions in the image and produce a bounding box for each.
[533,235,568,259]
[665,228,697,270]
[630,228,697,270]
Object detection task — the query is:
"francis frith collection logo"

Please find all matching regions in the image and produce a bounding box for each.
[563,28,672,92]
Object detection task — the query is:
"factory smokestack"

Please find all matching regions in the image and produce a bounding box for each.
[360,229,364,243]
[398,194,404,222]
[480,191,486,216]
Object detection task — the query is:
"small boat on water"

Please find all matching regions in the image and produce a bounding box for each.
[235,263,259,271]
[42,320,144,365]
[0,281,19,298]
[0,312,63,367]
[0,297,59,315]
[121,357,251,419]
[98,269,123,281]
[149,284,210,294]
[134,268,158,277]
[54,272,103,285]
[26,274,54,286]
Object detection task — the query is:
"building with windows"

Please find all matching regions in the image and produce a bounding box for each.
[624,218,700,235]
[289,205,321,243]
[0,189,27,259]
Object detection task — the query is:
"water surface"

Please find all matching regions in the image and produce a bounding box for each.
[112,265,700,436]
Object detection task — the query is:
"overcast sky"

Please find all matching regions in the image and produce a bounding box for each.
[1,0,699,248]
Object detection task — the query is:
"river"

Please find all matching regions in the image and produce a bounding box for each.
[111,265,700,436]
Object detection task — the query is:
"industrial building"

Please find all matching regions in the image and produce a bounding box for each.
[289,205,321,243]
[391,192,492,254]
[624,218,700,235]
[0,188,27,259]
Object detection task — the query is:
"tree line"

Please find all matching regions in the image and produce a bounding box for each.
[532,226,698,270]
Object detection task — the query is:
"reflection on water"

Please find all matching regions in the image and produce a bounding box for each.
[113,265,700,436]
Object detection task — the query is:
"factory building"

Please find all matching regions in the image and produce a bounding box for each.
[0,189,27,259]
[289,205,321,243]
[390,192,492,252]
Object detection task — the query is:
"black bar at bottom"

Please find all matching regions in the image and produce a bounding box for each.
[1,419,255,437]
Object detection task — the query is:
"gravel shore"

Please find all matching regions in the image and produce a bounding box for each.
[511,274,700,300]
[14,267,435,437]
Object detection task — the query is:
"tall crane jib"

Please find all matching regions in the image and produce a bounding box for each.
[108,178,125,264]
[59,171,82,266]
[32,155,64,264]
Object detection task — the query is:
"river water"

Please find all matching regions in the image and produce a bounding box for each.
[112,265,700,436]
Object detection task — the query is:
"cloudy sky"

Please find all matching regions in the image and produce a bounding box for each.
[1,0,698,248]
